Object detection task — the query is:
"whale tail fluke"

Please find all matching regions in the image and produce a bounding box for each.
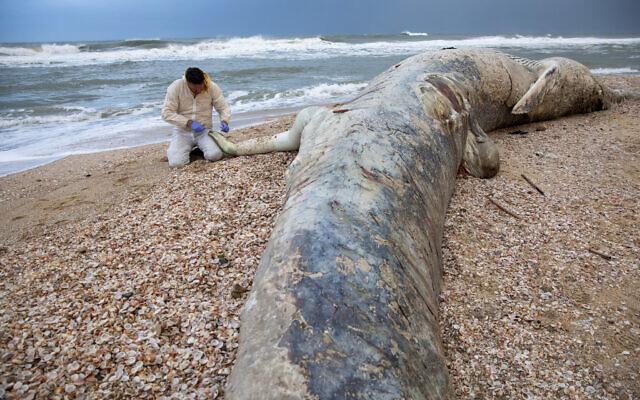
[511,65,559,115]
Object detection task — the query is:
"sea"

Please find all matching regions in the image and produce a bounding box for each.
[1,33,639,176]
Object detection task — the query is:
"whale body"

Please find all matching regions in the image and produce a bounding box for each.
[218,48,616,399]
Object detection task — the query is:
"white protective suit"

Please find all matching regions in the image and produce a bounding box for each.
[162,72,231,166]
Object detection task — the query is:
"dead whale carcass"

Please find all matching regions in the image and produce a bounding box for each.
[221,48,616,399]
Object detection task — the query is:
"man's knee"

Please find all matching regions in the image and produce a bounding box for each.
[167,137,193,167]
[198,135,224,162]
[202,146,223,162]
[167,150,190,167]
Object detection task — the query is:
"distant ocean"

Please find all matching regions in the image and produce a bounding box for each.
[1,33,639,176]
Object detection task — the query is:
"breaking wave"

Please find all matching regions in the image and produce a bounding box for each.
[2,35,640,67]
[0,103,160,129]
[226,82,368,113]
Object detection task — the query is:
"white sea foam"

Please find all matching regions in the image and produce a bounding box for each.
[226,90,250,103]
[0,36,336,66]
[0,113,168,162]
[591,67,640,75]
[0,106,101,129]
[402,31,429,36]
[40,44,82,54]
[2,35,639,67]
[0,102,161,129]
[0,46,40,57]
[230,82,368,113]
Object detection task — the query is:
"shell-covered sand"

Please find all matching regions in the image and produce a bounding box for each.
[1,77,638,399]
[440,76,639,399]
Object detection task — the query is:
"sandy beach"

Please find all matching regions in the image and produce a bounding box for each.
[0,76,638,399]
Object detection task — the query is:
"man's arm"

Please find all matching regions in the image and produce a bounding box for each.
[161,81,190,128]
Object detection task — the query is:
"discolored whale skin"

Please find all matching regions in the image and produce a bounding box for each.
[225,48,614,399]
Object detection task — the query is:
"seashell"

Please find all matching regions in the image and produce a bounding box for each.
[67,361,81,373]
[71,374,85,385]
[131,360,144,374]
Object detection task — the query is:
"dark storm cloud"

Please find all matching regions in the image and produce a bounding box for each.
[1,0,638,42]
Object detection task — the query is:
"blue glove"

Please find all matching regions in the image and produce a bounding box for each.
[189,121,206,133]
[220,121,229,133]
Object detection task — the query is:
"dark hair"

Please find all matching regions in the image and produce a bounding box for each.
[185,67,205,84]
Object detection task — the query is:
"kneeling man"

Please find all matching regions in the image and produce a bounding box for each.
[161,67,231,166]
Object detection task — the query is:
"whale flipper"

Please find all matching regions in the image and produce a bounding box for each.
[463,118,499,178]
[209,129,294,155]
[512,65,559,115]
[208,130,240,155]
[209,106,325,156]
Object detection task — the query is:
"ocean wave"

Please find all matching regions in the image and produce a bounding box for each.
[0,39,169,55]
[123,38,163,43]
[77,39,171,52]
[0,43,82,57]
[2,35,639,67]
[120,38,173,49]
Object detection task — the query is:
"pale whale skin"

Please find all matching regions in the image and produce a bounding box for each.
[222,48,616,399]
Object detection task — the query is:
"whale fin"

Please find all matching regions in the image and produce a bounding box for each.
[612,88,640,102]
[208,130,239,155]
[209,129,298,156]
[209,106,326,156]
[512,65,559,115]
[463,118,499,178]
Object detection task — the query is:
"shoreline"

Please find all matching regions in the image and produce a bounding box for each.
[1,76,639,398]
[2,70,637,179]
[0,106,309,179]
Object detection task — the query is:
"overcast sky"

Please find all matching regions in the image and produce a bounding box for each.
[1,0,639,43]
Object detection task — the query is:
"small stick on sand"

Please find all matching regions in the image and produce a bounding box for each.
[587,247,613,260]
[521,174,546,196]
[487,196,520,219]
